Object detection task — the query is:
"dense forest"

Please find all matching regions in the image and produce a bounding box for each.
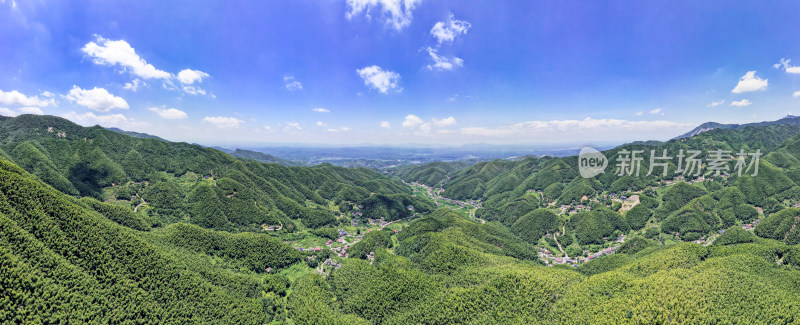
[3,114,800,323]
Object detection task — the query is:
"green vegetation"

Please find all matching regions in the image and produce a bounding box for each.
[511,208,560,243]
[6,115,800,323]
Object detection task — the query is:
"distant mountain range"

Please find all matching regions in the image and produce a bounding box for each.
[674,115,800,139]
[106,127,169,142]
[214,148,307,166]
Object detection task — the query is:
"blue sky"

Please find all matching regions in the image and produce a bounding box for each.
[2,0,800,146]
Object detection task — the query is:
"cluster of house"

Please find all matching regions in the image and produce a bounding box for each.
[263,224,282,231]
[293,247,322,252]
[558,204,591,215]
[367,217,390,227]
[538,235,624,267]
[742,219,760,230]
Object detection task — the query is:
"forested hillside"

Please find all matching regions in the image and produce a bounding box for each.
[0,114,432,232]
[397,122,800,265]
[4,114,800,323]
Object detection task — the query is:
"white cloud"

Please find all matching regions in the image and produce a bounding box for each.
[635,111,643,116]
[731,71,768,93]
[0,89,55,107]
[312,107,330,113]
[730,99,752,107]
[707,100,725,108]
[177,69,209,84]
[0,106,43,117]
[380,121,391,128]
[459,117,691,138]
[402,114,425,129]
[285,122,302,131]
[346,0,421,31]
[203,116,244,128]
[403,114,456,133]
[447,94,458,103]
[18,107,43,115]
[66,86,129,112]
[0,107,15,116]
[41,91,54,98]
[326,126,351,132]
[793,91,800,98]
[775,58,800,74]
[149,107,187,119]
[82,35,171,79]
[649,108,663,115]
[182,86,207,95]
[425,47,463,71]
[432,116,456,127]
[430,13,471,44]
[284,75,303,91]
[62,111,146,129]
[123,79,145,91]
[264,126,273,131]
[316,121,327,127]
[356,65,401,94]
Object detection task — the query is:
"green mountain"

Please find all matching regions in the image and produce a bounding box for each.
[227,148,306,166]
[0,114,433,231]
[4,114,800,323]
[674,114,800,139]
[106,127,169,141]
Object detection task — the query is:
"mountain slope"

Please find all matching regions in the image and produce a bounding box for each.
[0,157,295,323]
[0,114,432,231]
[674,114,800,139]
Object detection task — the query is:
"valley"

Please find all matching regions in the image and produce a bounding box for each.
[2,114,800,324]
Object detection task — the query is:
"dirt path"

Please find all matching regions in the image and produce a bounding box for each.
[133,194,147,213]
[553,225,567,257]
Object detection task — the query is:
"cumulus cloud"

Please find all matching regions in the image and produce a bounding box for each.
[284,75,303,91]
[731,71,768,93]
[730,99,752,107]
[312,107,330,113]
[635,111,643,116]
[794,91,800,98]
[148,107,187,119]
[430,13,471,44]
[649,108,663,115]
[425,47,463,71]
[346,0,421,31]
[432,116,456,127]
[357,65,401,94]
[0,107,15,116]
[402,114,425,129]
[316,121,327,127]
[0,89,56,107]
[66,86,129,112]
[0,106,44,117]
[707,100,725,108]
[177,69,210,84]
[380,121,391,128]
[774,58,800,74]
[82,35,171,79]
[203,116,244,128]
[62,111,146,129]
